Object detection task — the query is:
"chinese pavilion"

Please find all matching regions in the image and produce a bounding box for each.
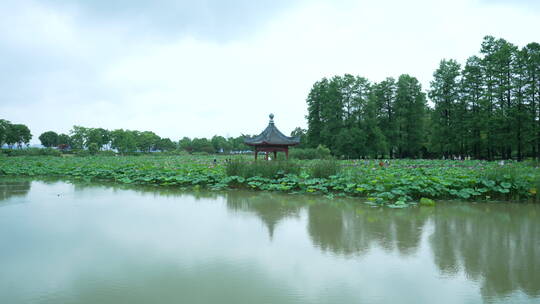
[244,114,300,160]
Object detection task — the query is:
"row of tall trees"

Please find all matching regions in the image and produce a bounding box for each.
[0,119,32,148]
[38,126,250,154]
[430,36,540,160]
[305,36,540,160]
[306,74,427,158]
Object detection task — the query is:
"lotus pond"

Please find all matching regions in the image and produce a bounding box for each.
[0,155,538,206]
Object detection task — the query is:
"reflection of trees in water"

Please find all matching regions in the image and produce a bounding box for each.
[71,180,223,201]
[0,178,31,202]
[224,190,430,256]
[307,204,430,256]
[223,190,431,256]
[18,178,538,299]
[429,204,540,299]
[226,191,302,239]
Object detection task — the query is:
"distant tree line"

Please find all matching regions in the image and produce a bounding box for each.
[36,126,250,154]
[305,36,540,160]
[0,119,32,148]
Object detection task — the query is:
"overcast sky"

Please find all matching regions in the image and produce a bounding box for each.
[1,0,539,143]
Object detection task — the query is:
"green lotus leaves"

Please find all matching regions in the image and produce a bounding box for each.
[0,156,538,207]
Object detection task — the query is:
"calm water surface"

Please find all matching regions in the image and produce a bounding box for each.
[0,178,539,304]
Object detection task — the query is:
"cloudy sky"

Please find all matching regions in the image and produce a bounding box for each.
[1,0,539,143]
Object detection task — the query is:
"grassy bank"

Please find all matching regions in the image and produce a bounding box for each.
[0,155,538,207]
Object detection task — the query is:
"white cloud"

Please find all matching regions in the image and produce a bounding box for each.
[1,0,539,143]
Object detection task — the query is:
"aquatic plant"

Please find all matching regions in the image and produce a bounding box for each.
[225,159,301,178]
[0,156,538,206]
[308,159,341,178]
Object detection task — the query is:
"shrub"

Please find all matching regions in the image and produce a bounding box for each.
[225,160,300,178]
[225,159,245,177]
[308,159,341,178]
[73,149,92,157]
[192,152,210,156]
[482,164,538,200]
[483,164,523,185]
[523,160,540,168]
[157,150,191,156]
[98,150,116,156]
[88,143,99,155]
[419,197,435,206]
[289,145,332,160]
[42,148,62,157]
[1,148,61,157]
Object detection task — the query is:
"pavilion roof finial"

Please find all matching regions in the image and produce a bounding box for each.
[243,113,300,147]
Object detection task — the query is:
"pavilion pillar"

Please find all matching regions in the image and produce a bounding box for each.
[255,147,258,160]
[273,151,277,160]
[285,148,289,160]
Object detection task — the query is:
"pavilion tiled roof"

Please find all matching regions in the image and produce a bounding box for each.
[244,114,300,146]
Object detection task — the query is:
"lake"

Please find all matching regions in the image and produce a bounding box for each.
[0,178,538,304]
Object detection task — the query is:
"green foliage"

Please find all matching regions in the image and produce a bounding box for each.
[136,131,160,152]
[110,129,137,153]
[73,149,92,157]
[87,143,99,155]
[308,159,341,178]
[65,126,178,153]
[306,73,427,159]
[191,138,214,154]
[289,145,332,160]
[419,197,436,206]
[429,59,462,157]
[224,159,245,177]
[307,75,376,158]
[98,150,116,157]
[69,126,87,150]
[158,149,191,156]
[192,151,210,156]
[178,137,193,152]
[290,127,307,148]
[0,157,538,206]
[1,148,61,157]
[1,122,32,148]
[395,74,426,158]
[482,164,527,194]
[57,133,70,147]
[0,119,10,146]
[155,138,177,151]
[87,128,110,150]
[372,78,397,157]
[211,135,231,153]
[523,160,539,167]
[39,131,59,148]
[225,160,300,178]
[305,36,540,161]
[178,135,248,154]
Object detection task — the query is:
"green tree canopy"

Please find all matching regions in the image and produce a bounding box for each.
[39,131,59,148]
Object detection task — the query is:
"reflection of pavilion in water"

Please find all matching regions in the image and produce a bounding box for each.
[0,179,31,203]
[225,191,302,239]
[225,191,430,254]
